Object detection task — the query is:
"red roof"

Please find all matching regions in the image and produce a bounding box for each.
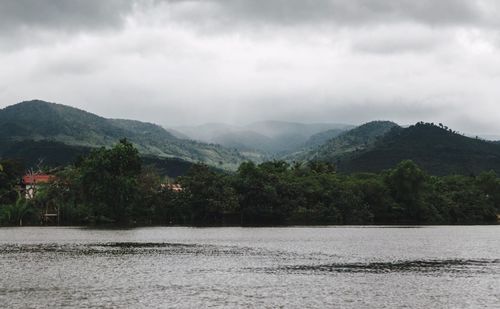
[22,174,54,185]
[161,183,183,192]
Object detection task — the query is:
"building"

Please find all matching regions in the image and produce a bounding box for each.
[21,173,59,225]
[161,183,183,192]
[22,174,54,199]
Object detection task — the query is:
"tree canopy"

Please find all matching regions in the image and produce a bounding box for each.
[1,141,499,226]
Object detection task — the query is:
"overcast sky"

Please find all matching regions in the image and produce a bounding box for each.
[1,0,500,134]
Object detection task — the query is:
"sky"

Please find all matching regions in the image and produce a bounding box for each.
[1,0,500,135]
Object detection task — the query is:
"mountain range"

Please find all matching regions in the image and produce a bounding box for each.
[173,121,353,156]
[1,100,500,176]
[0,100,245,170]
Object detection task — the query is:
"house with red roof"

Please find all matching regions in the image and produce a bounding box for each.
[21,173,54,199]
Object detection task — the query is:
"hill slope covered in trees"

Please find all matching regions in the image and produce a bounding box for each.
[287,121,398,161]
[0,100,245,169]
[338,123,500,175]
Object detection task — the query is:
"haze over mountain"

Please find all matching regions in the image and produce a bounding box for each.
[174,121,352,155]
[0,100,245,169]
[302,129,346,148]
[287,121,398,161]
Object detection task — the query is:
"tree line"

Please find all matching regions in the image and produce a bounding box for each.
[1,140,499,226]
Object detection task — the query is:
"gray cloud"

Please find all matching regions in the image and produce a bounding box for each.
[2,0,494,35]
[0,0,133,32]
[217,0,480,25]
[349,26,450,54]
[156,0,496,29]
[1,0,500,134]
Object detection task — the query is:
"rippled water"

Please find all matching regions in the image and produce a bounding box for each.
[0,226,499,308]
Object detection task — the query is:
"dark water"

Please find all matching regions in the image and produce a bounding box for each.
[0,226,499,308]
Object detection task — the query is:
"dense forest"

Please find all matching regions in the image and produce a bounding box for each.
[1,140,499,226]
[338,122,500,175]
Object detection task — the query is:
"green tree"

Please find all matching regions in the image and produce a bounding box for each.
[0,193,37,226]
[432,175,497,224]
[385,160,428,223]
[475,171,500,212]
[78,139,142,224]
[179,164,238,225]
[233,161,286,225]
[0,159,24,205]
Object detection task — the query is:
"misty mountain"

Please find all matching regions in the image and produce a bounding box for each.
[246,121,351,139]
[166,128,191,140]
[288,121,398,161]
[213,131,273,151]
[303,128,345,148]
[0,100,246,169]
[173,120,352,154]
[337,123,500,175]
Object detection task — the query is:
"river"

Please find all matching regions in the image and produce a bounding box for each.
[0,226,499,308]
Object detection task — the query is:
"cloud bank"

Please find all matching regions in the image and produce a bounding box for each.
[1,0,500,134]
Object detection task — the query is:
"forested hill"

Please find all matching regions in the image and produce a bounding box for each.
[338,122,500,175]
[288,121,398,161]
[0,100,245,169]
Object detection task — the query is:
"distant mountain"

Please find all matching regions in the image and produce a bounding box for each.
[245,120,350,139]
[0,100,246,169]
[303,128,345,148]
[288,121,398,161]
[166,128,191,140]
[338,123,500,175]
[173,123,239,143]
[213,131,273,152]
[173,120,352,155]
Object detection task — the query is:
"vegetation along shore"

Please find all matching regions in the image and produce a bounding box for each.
[1,139,499,227]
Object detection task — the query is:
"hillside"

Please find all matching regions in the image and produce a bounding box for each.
[0,100,246,169]
[338,122,500,175]
[0,139,195,178]
[303,128,346,148]
[288,121,398,161]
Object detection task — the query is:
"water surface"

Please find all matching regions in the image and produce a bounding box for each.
[1,226,499,308]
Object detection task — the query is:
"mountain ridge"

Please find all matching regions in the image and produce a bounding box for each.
[337,122,500,175]
[0,100,245,169]
[173,120,353,155]
[287,120,398,161]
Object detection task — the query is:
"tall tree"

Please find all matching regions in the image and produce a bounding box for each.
[78,139,142,224]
